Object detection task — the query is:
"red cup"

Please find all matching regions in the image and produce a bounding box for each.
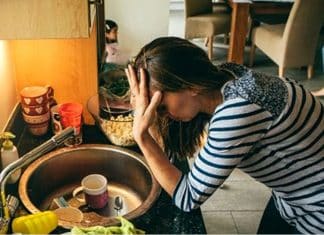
[58,103,83,134]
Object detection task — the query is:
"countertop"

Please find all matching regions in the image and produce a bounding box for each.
[4,110,207,234]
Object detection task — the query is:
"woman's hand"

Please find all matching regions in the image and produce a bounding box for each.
[125,65,162,142]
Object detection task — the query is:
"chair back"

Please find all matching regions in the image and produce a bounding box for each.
[282,0,324,66]
[184,0,212,18]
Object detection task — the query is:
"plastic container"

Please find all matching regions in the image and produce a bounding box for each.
[12,211,58,234]
[58,102,83,146]
[0,132,21,183]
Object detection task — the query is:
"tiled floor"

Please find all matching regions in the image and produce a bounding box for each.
[169,9,324,234]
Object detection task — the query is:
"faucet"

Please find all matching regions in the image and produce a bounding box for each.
[0,127,75,234]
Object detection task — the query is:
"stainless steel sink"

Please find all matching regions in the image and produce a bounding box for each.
[18,144,160,228]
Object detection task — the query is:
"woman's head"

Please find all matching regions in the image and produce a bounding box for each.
[134,37,228,121]
[133,37,230,159]
[105,20,118,43]
[134,37,228,91]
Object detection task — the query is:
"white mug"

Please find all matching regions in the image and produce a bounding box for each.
[72,174,108,209]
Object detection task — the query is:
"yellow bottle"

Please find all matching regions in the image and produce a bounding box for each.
[12,211,58,234]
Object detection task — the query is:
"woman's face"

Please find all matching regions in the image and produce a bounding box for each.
[152,88,200,122]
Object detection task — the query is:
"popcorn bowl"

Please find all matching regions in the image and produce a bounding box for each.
[87,94,136,147]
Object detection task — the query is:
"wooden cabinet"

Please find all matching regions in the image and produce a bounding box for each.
[10,23,98,124]
[0,0,96,39]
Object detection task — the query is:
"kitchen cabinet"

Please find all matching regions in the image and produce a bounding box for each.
[0,0,96,39]
[10,23,98,124]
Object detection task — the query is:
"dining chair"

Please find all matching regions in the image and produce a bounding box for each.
[212,0,231,14]
[212,0,231,44]
[184,0,231,60]
[247,2,291,44]
[249,0,324,79]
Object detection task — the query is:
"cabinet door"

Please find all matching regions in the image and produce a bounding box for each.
[0,0,95,39]
[11,23,98,124]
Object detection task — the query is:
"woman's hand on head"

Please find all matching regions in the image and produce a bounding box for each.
[125,65,162,142]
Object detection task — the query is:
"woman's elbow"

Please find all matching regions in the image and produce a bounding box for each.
[174,201,201,212]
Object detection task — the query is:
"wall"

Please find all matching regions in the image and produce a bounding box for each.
[0,40,18,132]
[105,0,169,58]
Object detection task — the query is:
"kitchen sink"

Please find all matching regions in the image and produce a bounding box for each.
[18,144,160,228]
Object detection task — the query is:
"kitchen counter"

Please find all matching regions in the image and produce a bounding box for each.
[5,111,207,234]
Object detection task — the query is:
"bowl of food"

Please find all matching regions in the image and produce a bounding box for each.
[87,94,136,147]
[99,69,130,103]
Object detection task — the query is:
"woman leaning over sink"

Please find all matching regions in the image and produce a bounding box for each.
[124,37,324,234]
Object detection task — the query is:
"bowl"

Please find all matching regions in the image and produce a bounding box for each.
[99,69,130,103]
[87,94,136,147]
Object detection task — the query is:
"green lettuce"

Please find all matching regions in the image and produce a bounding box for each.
[71,217,145,235]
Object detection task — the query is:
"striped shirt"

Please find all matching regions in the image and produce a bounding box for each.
[173,63,324,233]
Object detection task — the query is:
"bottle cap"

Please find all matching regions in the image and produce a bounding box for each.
[0,132,15,151]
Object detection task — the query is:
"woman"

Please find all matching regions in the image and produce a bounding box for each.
[125,37,323,234]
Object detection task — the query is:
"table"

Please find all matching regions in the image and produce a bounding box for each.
[227,0,293,64]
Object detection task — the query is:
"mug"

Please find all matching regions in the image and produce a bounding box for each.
[22,109,51,136]
[72,174,108,209]
[22,103,50,116]
[20,85,55,136]
[20,85,53,106]
[22,112,50,125]
[26,122,50,136]
[50,104,63,135]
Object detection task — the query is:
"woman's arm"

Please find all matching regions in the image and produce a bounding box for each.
[173,98,274,211]
[125,65,182,196]
[136,132,182,196]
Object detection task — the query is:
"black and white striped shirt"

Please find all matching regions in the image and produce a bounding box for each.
[173,63,324,233]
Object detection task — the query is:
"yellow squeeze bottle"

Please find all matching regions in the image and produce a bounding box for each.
[12,211,58,234]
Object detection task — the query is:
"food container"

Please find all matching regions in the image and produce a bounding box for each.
[99,69,130,103]
[87,94,136,147]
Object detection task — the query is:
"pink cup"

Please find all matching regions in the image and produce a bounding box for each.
[72,174,109,209]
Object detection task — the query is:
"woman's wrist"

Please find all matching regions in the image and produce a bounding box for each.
[134,131,152,146]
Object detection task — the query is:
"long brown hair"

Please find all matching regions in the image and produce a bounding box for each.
[134,37,229,160]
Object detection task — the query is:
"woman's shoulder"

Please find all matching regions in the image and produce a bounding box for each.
[219,64,288,119]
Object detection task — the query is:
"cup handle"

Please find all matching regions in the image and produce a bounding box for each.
[72,186,86,203]
[45,85,57,107]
